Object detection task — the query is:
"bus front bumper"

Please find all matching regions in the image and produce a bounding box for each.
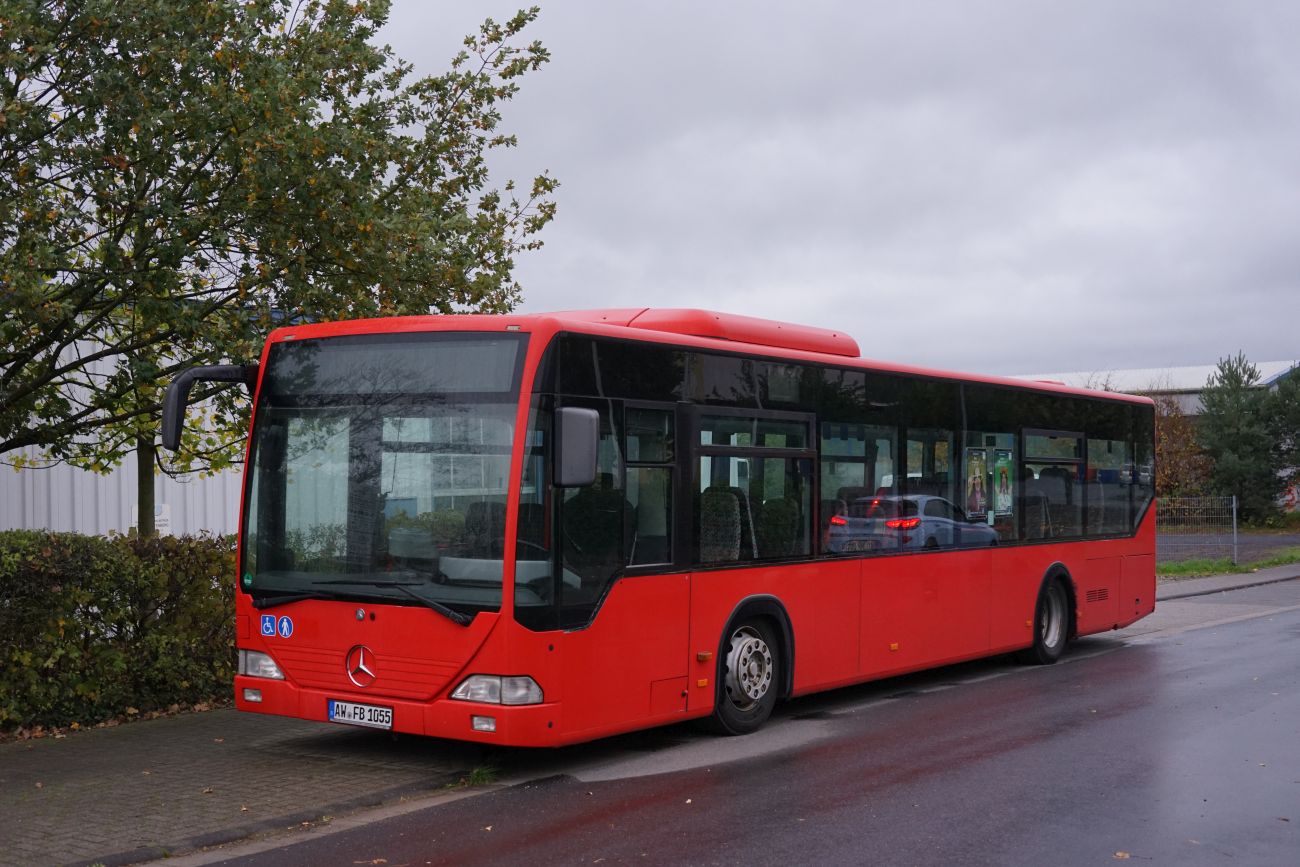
[234,675,561,746]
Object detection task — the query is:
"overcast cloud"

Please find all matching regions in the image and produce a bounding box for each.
[381,1,1300,377]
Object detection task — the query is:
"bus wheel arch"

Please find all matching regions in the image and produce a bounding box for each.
[708,596,795,735]
[1017,565,1075,665]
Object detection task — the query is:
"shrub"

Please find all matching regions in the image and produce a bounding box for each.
[0,531,235,730]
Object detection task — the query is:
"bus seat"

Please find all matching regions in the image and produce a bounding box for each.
[699,488,741,562]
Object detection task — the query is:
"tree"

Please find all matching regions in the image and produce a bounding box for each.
[1198,353,1278,520]
[1150,392,1211,497]
[1267,366,1300,510]
[1,0,556,535]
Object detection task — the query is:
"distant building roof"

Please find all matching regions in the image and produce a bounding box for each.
[1013,360,1300,394]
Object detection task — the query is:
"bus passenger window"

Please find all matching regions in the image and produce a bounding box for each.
[628,467,671,565]
[905,428,957,549]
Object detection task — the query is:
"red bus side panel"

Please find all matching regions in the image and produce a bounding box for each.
[557,574,691,741]
[1121,554,1156,624]
[1077,556,1122,632]
[860,549,992,678]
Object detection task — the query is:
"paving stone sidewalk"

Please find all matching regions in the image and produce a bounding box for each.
[0,709,484,867]
[3,567,1296,867]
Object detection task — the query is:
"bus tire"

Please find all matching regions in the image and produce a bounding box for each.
[711,618,780,735]
[1018,577,1070,665]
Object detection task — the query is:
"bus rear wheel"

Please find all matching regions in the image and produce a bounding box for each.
[1018,577,1070,665]
[711,619,780,735]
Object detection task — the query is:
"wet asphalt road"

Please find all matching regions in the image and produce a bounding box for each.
[209,584,1300,867]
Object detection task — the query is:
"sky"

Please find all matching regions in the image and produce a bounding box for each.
[380,1,1300,377]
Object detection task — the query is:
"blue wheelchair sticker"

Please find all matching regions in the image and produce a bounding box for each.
[260,614,275,637]
[276,615,294,638]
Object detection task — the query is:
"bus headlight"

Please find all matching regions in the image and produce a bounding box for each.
[238,649,285,680]
[450,675,543,705]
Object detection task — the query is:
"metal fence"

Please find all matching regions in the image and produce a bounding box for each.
[1156,496,1238,564]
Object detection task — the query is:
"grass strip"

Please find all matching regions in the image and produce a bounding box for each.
[1157,546,1300,578]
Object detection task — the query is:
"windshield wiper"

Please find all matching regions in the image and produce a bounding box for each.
[309,579,472,627]
[252,588,340,610]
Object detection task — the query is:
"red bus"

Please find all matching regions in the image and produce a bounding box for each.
[163,308,1156,746]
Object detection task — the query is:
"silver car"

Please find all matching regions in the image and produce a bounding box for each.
[826,495,1000,553]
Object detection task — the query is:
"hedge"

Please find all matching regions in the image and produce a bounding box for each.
[0,531,236,730]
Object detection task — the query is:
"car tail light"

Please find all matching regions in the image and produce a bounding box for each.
[829,515,847,526]
[886,517,921,530]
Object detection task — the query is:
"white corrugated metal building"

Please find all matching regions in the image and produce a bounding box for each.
[0,447,243,536]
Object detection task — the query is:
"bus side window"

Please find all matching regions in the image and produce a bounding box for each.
[559,401,625,620]
[905,428,957,549]
[626,407,674,567]
[628,466,672,565]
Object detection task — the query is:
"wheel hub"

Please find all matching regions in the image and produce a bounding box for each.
[725,627,773,709]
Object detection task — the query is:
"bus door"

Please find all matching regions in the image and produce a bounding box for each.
[551,400,691,735]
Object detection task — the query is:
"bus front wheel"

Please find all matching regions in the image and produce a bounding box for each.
[1018,577,1070,665]
[711,619,780,735]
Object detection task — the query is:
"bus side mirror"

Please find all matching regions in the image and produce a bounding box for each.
[162,364,259,452]
[555,407,599,487]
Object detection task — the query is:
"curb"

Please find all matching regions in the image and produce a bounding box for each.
[69,771,467,867]
[1157,573,1300,602]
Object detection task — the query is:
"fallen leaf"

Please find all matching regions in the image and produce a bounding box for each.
[34,782,43,789]
[1113,853,1131,861]
[213,738,225,744]
[241,805,249,812]
[484,826,493,832]
[685,799,692,804]
[202,787,215,794]
[142,770,152,775]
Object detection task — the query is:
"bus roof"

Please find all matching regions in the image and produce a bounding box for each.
[267,308,1153,406]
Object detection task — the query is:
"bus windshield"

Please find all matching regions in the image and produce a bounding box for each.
[241,332,527,620]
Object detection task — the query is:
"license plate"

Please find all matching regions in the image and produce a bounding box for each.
[842,539,879,552]
[328,699,393,730]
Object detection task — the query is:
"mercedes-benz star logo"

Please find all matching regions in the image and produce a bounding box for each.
[345,645,376,688]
